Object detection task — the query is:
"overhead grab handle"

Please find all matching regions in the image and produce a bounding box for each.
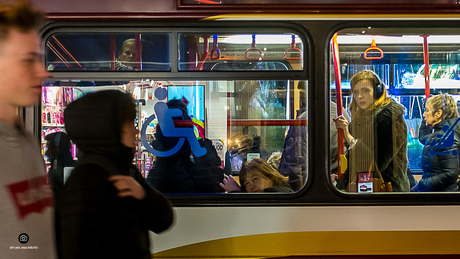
[364,38,384,60]
[245,34,264,60]
[210,34,221,60]
[284,34,302,60]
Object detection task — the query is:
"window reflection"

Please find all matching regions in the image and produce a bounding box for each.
[45,33,171,71]
[42,79,308,194]
[178,33,303,71]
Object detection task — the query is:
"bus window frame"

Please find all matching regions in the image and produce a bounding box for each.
[39,21,314,204]
[324,20,460,201]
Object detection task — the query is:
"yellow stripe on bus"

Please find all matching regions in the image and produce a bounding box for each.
[154,230,460,258]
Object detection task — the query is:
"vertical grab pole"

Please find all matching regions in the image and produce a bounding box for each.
[332,33,347,190]
[422,35,430,98]
[110,35,116,70]
[135,34,142,70]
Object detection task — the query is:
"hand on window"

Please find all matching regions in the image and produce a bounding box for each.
[219,175,241,193]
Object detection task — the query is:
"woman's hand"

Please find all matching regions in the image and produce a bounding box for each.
[108,175,146,200]
[333,115,354,145]
[219,175,241,192]
[333,115,349,132]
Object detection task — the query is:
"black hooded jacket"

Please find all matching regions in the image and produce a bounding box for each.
[146,99,224,193]
[57,90,174,259]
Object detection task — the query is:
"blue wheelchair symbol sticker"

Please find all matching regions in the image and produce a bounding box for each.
[429,117,460,157]
[140,87,207,157]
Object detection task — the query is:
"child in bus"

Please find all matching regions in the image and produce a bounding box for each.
[57,90,174,259]
[333,70,410,192]
[220,158,294,193]
[412,93,460,192]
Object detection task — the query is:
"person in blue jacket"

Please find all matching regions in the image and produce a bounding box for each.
[412,93,460,192]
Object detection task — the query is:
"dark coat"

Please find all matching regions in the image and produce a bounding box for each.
[45,132,75,193]
[263,183,295,193]
[57,90,174,259]
[146,100,224,193]
[147,137,225,193]
[347,99,410,192]
[230,182,294,193]
[57,161,173,259]
[417,117,460,192]
[279,111,307,190]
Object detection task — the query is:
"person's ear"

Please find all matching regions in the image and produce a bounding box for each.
[436,109,443,119]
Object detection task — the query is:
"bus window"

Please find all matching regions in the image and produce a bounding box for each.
[330,28,460,194]
[41,79,308,194]
[45,33,171,72]
[178,33,304,71]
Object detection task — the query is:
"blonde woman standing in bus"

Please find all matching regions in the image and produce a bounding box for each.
[412,93,460,192]
[333,70,410,192]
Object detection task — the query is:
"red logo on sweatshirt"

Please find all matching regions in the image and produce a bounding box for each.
[5,175,53,219]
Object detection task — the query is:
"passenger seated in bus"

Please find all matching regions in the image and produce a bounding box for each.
[333,70,410,192]
[146,99,222,193]
[192,138,225,192]
[220,158,294,193]
[116,38,137,70]
[411,93,460,192]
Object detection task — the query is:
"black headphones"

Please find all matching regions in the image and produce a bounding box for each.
[372,72,384,100]
[374,81,383,99]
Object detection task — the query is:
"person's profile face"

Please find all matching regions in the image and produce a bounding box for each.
[120,120,138,148]
[352,79,375,110]
[423,101,442,127]
[0,29,49,109]
[118,42,136,67]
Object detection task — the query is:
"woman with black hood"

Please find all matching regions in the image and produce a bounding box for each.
[56,90,174,259]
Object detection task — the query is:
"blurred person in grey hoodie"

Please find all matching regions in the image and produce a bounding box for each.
[0,1,56,258]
